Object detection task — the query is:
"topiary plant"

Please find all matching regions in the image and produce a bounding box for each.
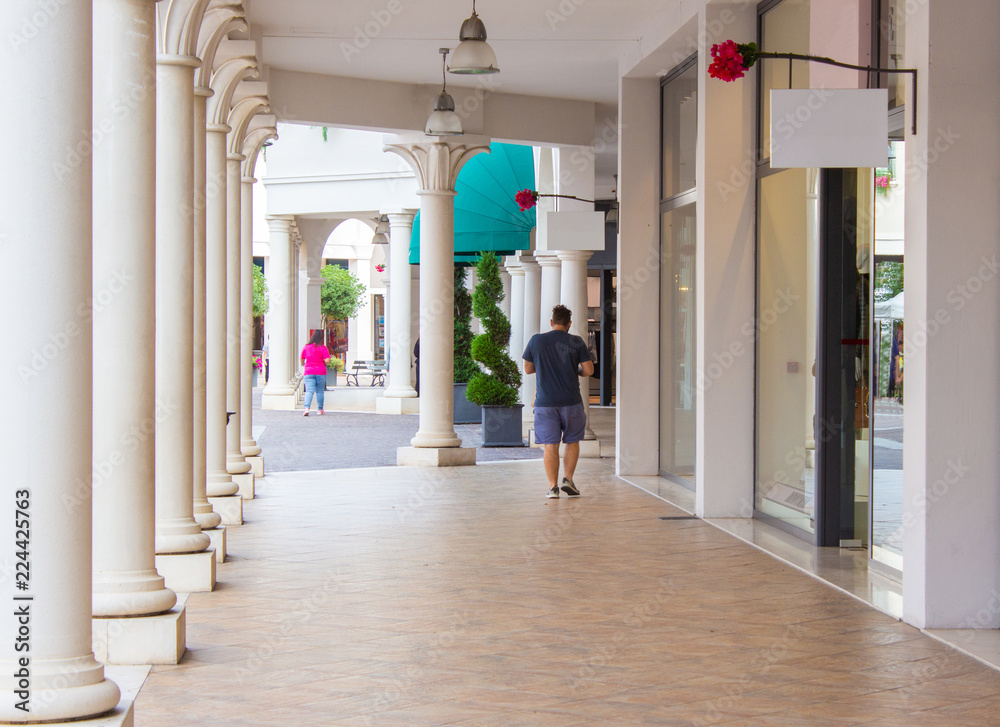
[466,251,521,407]
[453,265,479,384]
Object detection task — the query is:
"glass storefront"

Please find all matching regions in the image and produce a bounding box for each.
[658,56,698,486]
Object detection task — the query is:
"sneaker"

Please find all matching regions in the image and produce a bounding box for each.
[302,410,309,417]
[318,410,325,416]
[561,478,580,497]
[546,486,560,499]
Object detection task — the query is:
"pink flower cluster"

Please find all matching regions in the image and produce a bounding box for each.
[375,263,386,272]
[875,175,890,188]
[709,40,747,82]
[515,189,538,211]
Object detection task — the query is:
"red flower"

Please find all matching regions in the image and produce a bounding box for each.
[709,40,747,82]
[375,263,386,272]
[515,189,538,211]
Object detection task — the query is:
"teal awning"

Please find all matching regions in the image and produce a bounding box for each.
[409,142,535,265]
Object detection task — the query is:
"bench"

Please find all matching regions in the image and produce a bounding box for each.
[345,360,388,387]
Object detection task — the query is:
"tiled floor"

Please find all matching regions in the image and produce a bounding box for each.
[134,458,1000,726]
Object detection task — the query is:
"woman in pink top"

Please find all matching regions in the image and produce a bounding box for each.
[300,330,332,416]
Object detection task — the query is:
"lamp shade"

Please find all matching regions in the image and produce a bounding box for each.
[448,38,499,74]
[426,90,464,136]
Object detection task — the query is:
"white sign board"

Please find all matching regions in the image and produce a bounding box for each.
[770,89,889,168]
[536,211,606,252]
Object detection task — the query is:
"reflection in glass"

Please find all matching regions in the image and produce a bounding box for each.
[755,169,819,533]
[876,0,907,109]
[659,205,697,483]
[661,60,698,199]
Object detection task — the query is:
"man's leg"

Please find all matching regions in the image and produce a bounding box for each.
[544,444,560,490]
[563,441,580,483]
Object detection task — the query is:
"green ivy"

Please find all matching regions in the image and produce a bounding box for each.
[466,252,521,406]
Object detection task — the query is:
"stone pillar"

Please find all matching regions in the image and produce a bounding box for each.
[240,174,261,456]
[520,253,541,420]
[262,217,296,407]
[155,27,213,556]
[291,237,302,381]
[92,0,179,620]
[385,135,490,465]
[226,153,251,476]
[192,87,222,531]
[507,259,526,364]
[0,1,122,719]
[378,211,419,412]
[559,250,599,451]
[205,125,240,495]
[537,253,562,329]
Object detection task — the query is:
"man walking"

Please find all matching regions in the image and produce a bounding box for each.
[523,305,594,499]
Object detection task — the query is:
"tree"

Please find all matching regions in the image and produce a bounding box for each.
[466,252,521,407]
[252,264,269,318]
[320,264,367,324]
[454,265,479,383]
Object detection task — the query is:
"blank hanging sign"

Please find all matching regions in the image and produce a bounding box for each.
[770,89,888,168]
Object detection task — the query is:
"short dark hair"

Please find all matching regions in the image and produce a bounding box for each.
[309,329,325,346]
[552,305,572,326]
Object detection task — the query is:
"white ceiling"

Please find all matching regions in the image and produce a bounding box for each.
[247,0,676,105]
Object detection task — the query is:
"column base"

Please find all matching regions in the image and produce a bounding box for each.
[93,594,187,666]
[233,472,254,500]
[528,430,603,458]
[154,551,216,593]
[376,396,420,415]
[397,446,476,467]
[207,495,243,525]
[193,501,222,530]
[206,471,239,498]
[261,391,298,410]
[245,455,264,477]
[205,526,226,563]
[241,438,262,457]
[226,454,252,475]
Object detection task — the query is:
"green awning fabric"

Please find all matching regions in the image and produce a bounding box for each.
[409,142,535,265]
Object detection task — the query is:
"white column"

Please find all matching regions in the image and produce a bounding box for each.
[537,253,562,329]
[384,137,490,453]
[385,212,418,398]
[155,49,214,552]
[192,87,222,529]
[521,253,541,418]
[205,126,239,496]
[291,238,302,378]
[559,250,595,439]
[92,0,179,618]
[0,1,122,720]
[226,154,251,475]
[500,264,512,323]
[263,217,295,399]
[695,3,757,517]
[507,259,526,363]
[903,0,1000,629]
[240,174,261,455]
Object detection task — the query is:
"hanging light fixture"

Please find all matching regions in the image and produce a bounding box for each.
[426,48,464,136]
[447,0,499,75]
[371,215,389,245]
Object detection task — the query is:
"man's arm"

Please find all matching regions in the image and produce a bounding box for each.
[579,359,594,377]
[524,360,535,375]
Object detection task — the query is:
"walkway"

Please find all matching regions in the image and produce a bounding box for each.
[133,457,1000,725]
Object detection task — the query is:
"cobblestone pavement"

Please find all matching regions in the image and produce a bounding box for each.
[253,388,544,472]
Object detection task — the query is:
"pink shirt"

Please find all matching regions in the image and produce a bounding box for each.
[300,344,331,376]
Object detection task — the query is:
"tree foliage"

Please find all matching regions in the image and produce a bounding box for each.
[320,264,367,323]
[454,265,480,383]
[466,252,521,407]
[252,264,269,318]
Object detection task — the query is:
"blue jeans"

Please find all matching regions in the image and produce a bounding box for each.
[303,374,327,410]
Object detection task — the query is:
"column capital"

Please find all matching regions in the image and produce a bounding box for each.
[266,215,295,234]
[383,134,491,192]
[157,0,213,58]
[386,210,418,227]
[207,56,257,128]
[518,253,540,271]
[243,123,278,179]
[536,252,563,267]
[556,249,593,263]
[195,4,246,89]
[228,96,270,157]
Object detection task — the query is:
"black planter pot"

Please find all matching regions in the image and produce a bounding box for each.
[480,404,525,447]
[453,382,481,424]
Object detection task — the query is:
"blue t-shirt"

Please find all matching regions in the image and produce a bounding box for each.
[522,329,593,408]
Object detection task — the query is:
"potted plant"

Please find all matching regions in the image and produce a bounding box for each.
[251,353,263,387]
[325,356,345,389]
[453,265,482,424]
[466,251,524,446]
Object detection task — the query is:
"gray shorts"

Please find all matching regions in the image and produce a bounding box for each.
[534,404,586,445]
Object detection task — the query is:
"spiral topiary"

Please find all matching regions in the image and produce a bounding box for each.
[466,251,521,407]
[453,265,479,384]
